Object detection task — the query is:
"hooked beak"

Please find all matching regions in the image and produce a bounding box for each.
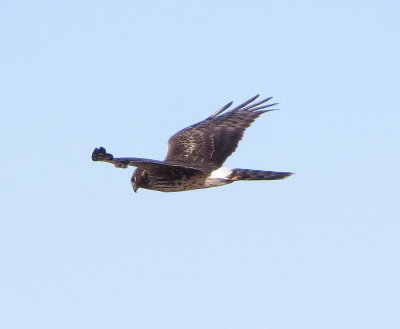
[132,182,139,193]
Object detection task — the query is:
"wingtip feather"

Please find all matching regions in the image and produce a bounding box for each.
[208,94,277,118]
[207,100,233,119]
[230,95,260,112]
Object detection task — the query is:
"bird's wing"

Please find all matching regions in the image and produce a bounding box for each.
[164,95,277,169]
[92,147,203,175]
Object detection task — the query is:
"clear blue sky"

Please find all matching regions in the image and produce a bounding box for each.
[1,1,399,328]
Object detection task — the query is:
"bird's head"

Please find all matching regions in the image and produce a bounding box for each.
[131,168,148,193]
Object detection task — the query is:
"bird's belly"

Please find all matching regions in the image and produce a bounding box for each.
[145,174,232,192]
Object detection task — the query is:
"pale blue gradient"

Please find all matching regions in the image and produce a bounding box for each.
[1,1,399,328]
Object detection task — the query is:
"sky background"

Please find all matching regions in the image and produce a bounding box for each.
[1,0,399,328]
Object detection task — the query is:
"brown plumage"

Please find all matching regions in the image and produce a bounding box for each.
[92,95,292,192]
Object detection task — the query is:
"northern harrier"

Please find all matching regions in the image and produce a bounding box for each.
[92,95,292,192]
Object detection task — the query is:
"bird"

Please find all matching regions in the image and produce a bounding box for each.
[92,94,292,193]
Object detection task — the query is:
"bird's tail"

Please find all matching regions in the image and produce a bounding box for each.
[229,168,293,181]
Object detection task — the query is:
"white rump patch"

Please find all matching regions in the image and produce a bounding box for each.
[210,167,233,179]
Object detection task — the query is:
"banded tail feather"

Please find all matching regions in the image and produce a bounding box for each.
[229,169,292,181]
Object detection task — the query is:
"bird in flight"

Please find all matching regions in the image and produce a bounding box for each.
[92,95,292,192]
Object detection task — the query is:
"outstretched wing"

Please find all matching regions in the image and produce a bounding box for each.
[164,95,277,169]
[92,147,202,175]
